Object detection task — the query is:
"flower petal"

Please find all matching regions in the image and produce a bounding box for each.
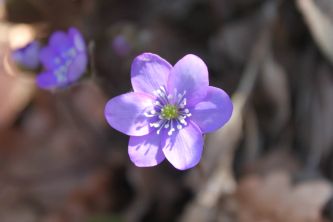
[36,71,60,89]
[68,27,86,52]
[167,54,209,105]
[67,53,87,83]
[49,31,71,53]
[162,122,203,170]
[131,53,172,94]
[190,86,233,133]
[39,47,59,69]
[104,92,154,136]
[12,41,41,69]
[128,134,165,167]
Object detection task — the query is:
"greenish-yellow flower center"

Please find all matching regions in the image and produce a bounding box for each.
[161,105,178,120]
[145,86,192,136]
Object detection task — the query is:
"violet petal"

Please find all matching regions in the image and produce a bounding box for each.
[191,86,233,133]
[36,71,60,90]
[67,53,87,83]
[68,27,86,52]
[12,41,41,69]
[39,47,59,70]
[162,122,203,170]
[131,53,172,94]
[49,31,71,53]
[167,54,209,106]
[128,134,165,167]
[104,92,154,136]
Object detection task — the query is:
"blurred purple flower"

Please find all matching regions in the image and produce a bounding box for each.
[105,53,233,170]
[112,35,131,57]
[12,41,41,70]
[36,27,87,90]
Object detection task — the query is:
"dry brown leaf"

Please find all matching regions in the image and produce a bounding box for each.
[237,171,332,222]
[0,73,35,128]
[0,22,37,128]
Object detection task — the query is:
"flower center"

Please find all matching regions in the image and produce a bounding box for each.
[161,104,178,120]
[144,86,192,136]
[53,47,77,83]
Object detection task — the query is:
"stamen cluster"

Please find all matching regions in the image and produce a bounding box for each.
[54,47,78,83]
[144,86,192,135]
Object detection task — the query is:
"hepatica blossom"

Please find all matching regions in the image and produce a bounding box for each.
[112,35,131,57]
[37,27,87,89]
[105,53,233,170]
[12,41,41,70]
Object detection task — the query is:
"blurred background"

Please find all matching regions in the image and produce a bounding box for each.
[1,0,333,221]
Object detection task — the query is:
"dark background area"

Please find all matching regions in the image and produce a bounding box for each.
[0,0,333,221]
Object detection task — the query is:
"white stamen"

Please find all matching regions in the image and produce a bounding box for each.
[147,86,191,135]
[179,118,187,125]
[167,121,175,136]
[150,120,162,128]
[168,128,175,136]
[182,98,187,106]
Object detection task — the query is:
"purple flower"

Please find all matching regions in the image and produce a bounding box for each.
[112,35,131,57]
[104,53,233,170]
[12,41,41,70]
[36,27,87,90]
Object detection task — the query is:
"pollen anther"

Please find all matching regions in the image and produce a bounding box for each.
[145,86,191,135]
